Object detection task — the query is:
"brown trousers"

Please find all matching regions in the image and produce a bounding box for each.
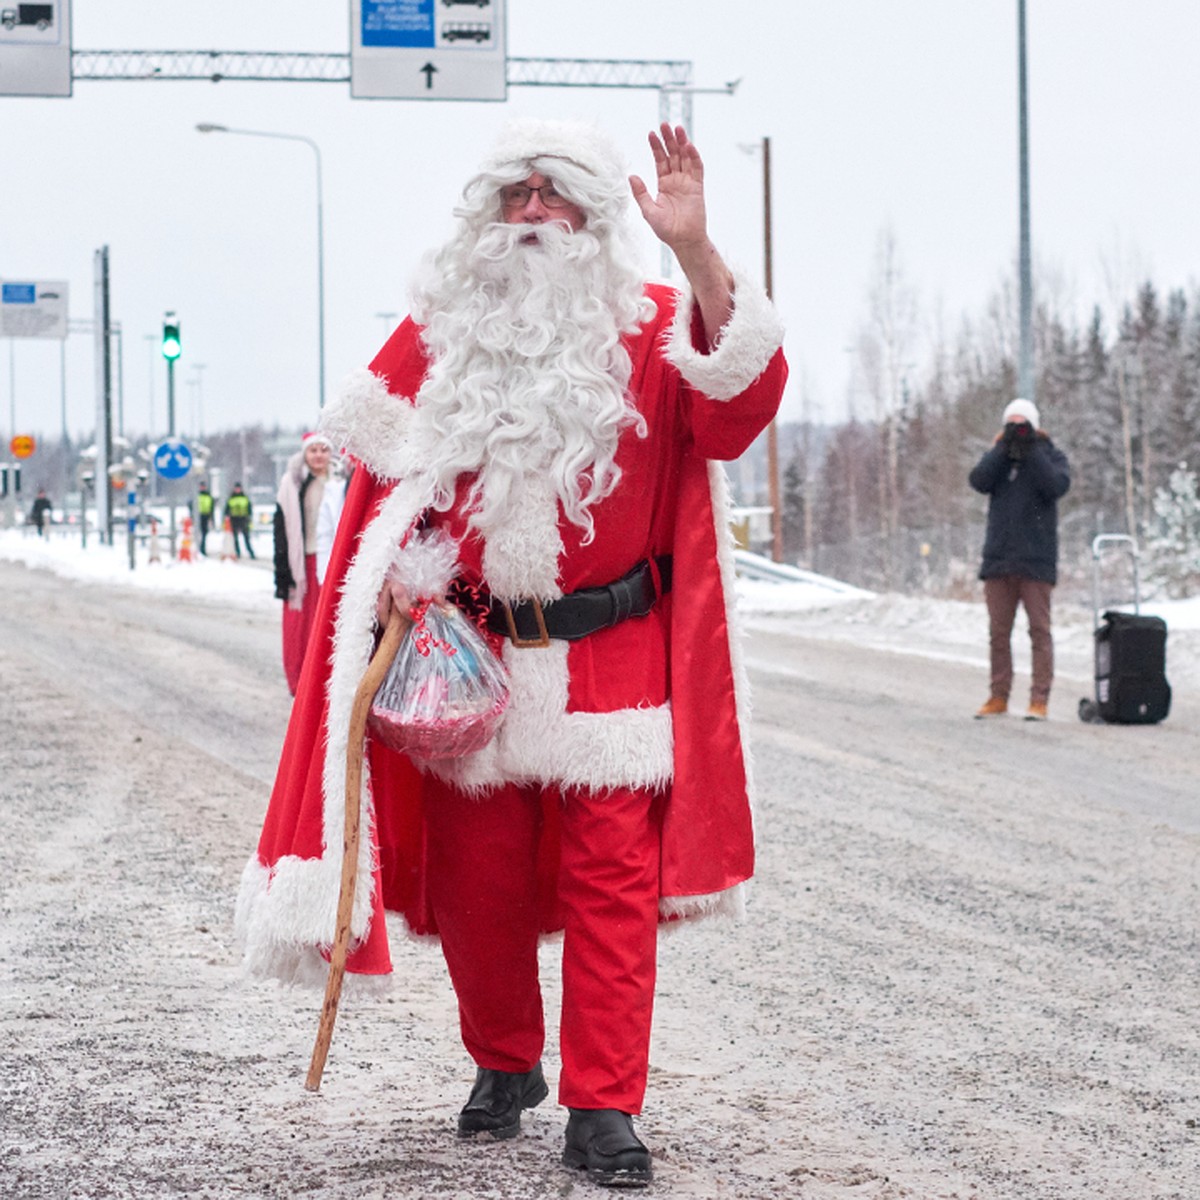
[984,575,1055,704]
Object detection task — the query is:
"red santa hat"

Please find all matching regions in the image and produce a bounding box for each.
[302,431,332,449]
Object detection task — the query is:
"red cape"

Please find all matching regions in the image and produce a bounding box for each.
[239,279,787,979]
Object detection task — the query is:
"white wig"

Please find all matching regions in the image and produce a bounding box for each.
[405,120,658,541]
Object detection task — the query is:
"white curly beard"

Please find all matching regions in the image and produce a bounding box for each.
[410,222,650,542]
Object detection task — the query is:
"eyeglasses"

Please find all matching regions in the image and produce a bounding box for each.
[500,183,572,210]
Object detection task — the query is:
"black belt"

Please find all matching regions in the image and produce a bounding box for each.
[486,556,672,647]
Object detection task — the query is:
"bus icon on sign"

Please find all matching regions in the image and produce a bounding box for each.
[442,22,490,42]
[1,4,54,30]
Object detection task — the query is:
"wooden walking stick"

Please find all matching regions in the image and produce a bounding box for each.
[305,607,410,1092]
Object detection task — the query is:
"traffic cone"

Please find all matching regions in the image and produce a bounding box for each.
[148,517,162,564]
[220,516,237,562]
[178,516,195,563]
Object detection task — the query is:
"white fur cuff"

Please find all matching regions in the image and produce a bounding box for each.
[665,266,785,401]
[321,369,417,480]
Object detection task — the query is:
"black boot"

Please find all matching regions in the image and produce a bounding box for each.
[562,1108,652,1188]
[457,1063,548,1139]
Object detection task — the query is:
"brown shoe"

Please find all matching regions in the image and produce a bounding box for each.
[1025,702,1048,722]
[974,697,1008,718]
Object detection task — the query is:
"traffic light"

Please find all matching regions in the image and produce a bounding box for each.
[162,314,182,361]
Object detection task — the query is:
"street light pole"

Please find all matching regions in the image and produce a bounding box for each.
[190,362,207,436]
[1017,0,1034,403]
[196,123,326,409]
[142,333,157,436]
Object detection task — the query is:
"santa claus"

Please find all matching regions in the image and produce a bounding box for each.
[237,120,787,1188]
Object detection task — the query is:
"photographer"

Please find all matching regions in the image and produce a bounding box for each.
[968,398,1071,721]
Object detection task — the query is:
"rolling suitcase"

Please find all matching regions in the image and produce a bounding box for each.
[1079,535,1171,725]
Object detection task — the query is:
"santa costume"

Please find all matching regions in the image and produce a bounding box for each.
[237,119,787,1144]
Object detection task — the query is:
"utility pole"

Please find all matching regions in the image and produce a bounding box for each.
[93,246,113,546]
[761,135,783,564]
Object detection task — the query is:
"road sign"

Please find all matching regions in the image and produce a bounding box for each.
[0,0,71,96]
[350,0,507,101]
[154,440,193,480]
[0,280,68,339]
[10,434,36,458]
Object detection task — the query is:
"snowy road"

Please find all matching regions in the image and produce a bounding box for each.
[2,559,1197,1199]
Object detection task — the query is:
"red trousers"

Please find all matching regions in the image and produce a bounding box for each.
[423,777,661,1113]
[281,555,321,696]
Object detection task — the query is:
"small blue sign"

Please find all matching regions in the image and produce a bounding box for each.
[362,0,433,48]
[2,283,37,304]
[154,440,193,480]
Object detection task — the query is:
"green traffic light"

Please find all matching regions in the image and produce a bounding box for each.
[162,320,182,361]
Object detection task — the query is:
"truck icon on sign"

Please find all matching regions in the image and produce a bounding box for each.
[1,4,54,30]
[442,21,491,42]
[443,0,490,7]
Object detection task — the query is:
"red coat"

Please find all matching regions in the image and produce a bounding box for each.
[236,277,787,981]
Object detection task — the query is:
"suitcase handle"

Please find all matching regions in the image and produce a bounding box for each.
[1091,534,1140,627]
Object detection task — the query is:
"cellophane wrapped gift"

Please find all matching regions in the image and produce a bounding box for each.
[368,602,510,760]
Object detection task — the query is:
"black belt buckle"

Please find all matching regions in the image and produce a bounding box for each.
[500,597,551,648]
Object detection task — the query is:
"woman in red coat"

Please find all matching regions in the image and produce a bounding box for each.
[273,432,333,695]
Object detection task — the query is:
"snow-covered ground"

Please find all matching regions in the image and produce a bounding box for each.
[5,525,1198,693]
[4,526,1198,1200]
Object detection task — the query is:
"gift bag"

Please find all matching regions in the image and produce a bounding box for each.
[368,602,509,760]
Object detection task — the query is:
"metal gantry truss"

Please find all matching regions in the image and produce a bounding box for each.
[69,49,717,133]
[72,51,689,93]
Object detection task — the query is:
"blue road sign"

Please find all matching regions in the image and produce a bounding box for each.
[154,440,193,480]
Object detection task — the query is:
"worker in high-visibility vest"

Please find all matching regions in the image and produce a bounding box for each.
[224,483,255,559]
[196,482,215,556]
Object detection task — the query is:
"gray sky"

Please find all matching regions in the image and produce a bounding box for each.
[4,1,1199,446]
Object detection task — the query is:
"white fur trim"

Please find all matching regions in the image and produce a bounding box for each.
[660,884,746,924]
[234,857,395,993]
[665,266,785,401]
[320,369,418,480]
[480,472,564,602]
[428,641,674,793]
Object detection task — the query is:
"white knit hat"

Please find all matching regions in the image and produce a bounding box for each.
[1003,398,1040,428]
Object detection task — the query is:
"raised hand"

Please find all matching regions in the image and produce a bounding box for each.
[630,124,733,344]
[629,123,709,253]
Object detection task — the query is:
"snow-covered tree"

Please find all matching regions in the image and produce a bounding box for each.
[1146,463,1200,598]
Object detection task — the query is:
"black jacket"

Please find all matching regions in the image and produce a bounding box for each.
[969,433,1071,584]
